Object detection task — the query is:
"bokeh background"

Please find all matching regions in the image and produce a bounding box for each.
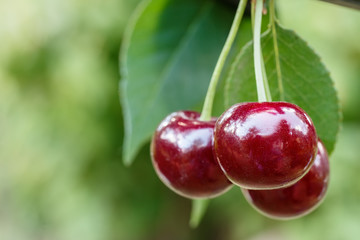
[1,0,360,239]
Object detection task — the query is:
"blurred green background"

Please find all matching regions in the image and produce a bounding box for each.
[1,0,360,239]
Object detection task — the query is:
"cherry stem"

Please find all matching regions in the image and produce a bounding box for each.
[252,0,271,102]
[199,0,248,121]
[189,199,209,228]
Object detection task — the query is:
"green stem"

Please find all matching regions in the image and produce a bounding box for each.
[200,0,248,121]
[189,199,209,228]
[270,0,284,101]
[252,0,270,102]
[251,1,271,102]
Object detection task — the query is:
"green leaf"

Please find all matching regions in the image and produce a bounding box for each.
[189,199,209,228]
[120,0,235,165]
[225,22,340,154]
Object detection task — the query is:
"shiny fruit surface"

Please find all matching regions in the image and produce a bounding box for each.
[151,111,232,199]
[242,140,329,219]
[214,102,317,189]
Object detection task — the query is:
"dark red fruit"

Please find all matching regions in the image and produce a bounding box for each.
[214,102,317,189]
[151,111,232,199]
[242,140,329,219]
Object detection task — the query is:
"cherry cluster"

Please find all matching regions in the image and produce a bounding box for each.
[151,102,329,219]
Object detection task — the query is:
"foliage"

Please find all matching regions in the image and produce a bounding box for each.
[120,0,235,165]
[225,22,339,154]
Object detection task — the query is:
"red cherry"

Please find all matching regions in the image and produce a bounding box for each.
[214,102,317,189]
[242,140,329,219]
[151,111,232,199]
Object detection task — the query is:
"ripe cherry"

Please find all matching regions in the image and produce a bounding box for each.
[242,140,329,219]
[213,102,318,190]
[151,111,232,199]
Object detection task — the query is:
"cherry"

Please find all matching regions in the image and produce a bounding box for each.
[151,111,232,199]
[242,140,329,219]
[213,102,318,190]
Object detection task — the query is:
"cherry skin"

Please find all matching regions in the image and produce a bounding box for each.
[213,102,318,190]
[151,111,232,199]
[242,140,329,219]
